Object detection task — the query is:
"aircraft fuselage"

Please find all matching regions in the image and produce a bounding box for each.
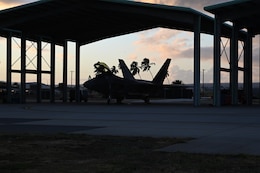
[84,73,161,102]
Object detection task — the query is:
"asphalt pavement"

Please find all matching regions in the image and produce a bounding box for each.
[1,100,260,155]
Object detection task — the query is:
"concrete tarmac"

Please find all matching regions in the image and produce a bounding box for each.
[1,101,260,155]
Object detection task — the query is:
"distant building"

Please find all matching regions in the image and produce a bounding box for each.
[161,84,193,99]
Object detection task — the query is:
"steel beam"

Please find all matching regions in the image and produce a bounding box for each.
[62,41,68,102]
[230,23,239,105]
[37,39,42,103]
[50,42,55,103]
[244,30,253,105]
[193,16,201,106]
[75,42,80,103]
[6,33,12,103]
[213,16,222,106]
[20,35,26,104]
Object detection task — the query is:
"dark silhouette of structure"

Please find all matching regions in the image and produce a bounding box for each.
[0,0,258,106]
[84,59,171,104]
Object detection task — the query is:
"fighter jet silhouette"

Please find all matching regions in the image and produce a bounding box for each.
[83,58,171,104]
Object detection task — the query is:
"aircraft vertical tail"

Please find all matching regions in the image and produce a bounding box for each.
[152,58,171,85]
[119,59,135,80]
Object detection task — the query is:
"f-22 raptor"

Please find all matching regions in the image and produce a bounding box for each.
[83,58,171,104]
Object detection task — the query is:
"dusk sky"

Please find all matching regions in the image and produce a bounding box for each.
[1,0,259,86]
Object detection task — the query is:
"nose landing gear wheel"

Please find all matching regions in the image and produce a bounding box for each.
[144,96,150,104]
[107,96,111,104]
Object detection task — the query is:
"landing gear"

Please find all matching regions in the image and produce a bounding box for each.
[144,96,150,104]
[116,97,124,104]
[107,96,111,104]
[107,96,124,104]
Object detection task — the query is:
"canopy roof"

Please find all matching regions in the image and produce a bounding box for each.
[0,0,235,46]
[205,0,260,36]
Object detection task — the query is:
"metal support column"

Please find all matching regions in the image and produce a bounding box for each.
[244,30,253,105]
[75,42,80,103]
[230,23,239,105]
[6,33,12,103]
[50,42,55,103]
[37,39,42,103]
[62,41,68,102]
[20,35,26,104]
[213,16,222,106]
[193,16,201,106]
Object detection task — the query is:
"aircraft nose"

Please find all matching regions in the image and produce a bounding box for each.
[83,80,93,89]
[83,81,89,88]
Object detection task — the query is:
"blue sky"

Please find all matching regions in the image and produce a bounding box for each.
[1,0,259,85]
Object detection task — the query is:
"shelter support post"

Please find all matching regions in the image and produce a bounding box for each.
[213,16,222,106]
[20,35,26,104]
[50,42,55,103]
[6,33,12,103]
[230,23,239,105]
[37,39,42,103]
[193,16,201,106]
[75,42,80,103]
[244,30,253,105]
[62,41,68,102]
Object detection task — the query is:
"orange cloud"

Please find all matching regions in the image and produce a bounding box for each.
[135,0,177,6]
[134,28,192,59]
[134,0,233,13]
[0,1,38,10]
[0,2,20,10]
